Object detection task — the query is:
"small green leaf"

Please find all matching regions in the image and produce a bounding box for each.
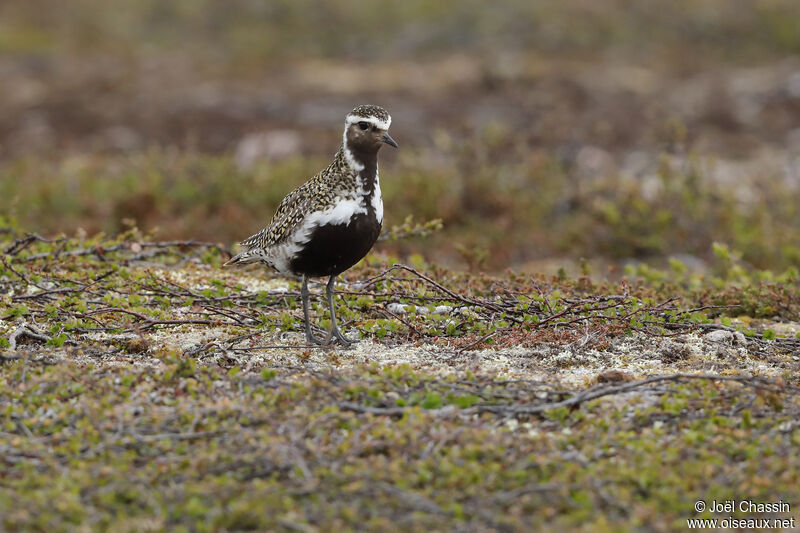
[421,392,443,410]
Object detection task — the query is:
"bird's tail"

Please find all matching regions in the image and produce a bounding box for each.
[223,250,260,267]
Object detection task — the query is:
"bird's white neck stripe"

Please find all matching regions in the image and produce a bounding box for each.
[342,143,365,172]
[372,171,383,223]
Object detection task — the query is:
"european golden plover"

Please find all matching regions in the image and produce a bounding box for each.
[225,104,398,346]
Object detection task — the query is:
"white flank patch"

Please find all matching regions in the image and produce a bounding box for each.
[345,114,391,130]
[309,198,366,226]
[263,196,368,275]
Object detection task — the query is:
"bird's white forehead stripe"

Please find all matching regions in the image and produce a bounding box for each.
[345,114,391,130]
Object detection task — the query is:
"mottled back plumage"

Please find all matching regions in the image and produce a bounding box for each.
[237,147,361,250]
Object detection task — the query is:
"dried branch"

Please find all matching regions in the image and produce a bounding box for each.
[7,322,52,350]
[339,374,786,419]
[21,240,231,262]
[3,234,65,256]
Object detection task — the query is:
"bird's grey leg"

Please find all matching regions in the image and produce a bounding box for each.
[301,275,323,345]
[324,274,356,346]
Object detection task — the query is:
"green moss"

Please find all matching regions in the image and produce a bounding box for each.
[0,224,799,530]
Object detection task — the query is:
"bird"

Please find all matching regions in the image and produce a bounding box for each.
[224,104,398,346]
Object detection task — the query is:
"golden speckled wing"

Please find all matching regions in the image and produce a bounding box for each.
[239,182,314,249]
[238,154,357,250]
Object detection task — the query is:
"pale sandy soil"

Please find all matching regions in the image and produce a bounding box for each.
[26,319,796,389]
[4,264,797,385]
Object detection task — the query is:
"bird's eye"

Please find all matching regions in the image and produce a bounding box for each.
[358,121,370,131]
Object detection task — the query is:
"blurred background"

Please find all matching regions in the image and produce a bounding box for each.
[1,0,799,274]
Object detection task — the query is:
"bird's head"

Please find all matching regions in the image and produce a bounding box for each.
[343,105,398,157]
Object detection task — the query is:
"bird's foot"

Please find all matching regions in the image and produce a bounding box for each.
[325,327,358,347]
[304,328,325,346]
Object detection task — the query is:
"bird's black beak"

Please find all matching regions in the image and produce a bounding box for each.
[381,132,398,148]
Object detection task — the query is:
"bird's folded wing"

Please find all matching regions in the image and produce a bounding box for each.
[238,185,315,249]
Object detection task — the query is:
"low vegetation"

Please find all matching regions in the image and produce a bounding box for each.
[2,141,799,273]
[3,1,800,529]
[1,224,799,531]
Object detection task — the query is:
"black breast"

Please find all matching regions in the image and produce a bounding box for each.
[291,149,382,278]
[289,211,382,277]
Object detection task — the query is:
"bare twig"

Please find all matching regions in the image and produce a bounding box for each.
[339,374,786,419]
[2,257,46,290]
[4,234,64,256]
[21,240,231,262]
[7,322,52,350]
[339,402,411,416]
[476,373,783,416]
